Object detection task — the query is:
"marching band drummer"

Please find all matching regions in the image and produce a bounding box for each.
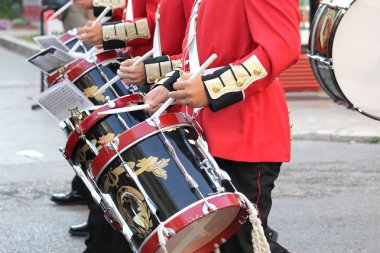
[74,0,125,21]
[50,0,158,235]
[75,1,160,253]
[116,0,194,87]
[75,0,158,57]
[142,0,301,252]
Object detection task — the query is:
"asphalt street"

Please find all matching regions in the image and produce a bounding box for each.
[0,46,380,253]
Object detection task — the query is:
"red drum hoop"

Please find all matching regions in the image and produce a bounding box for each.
[46,49,125,87]
[59,30,77,45]
[64,94,145,162]
[139,192,246,253]
[90,113,190,179]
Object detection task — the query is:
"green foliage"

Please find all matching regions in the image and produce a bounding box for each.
[0,0,22,19]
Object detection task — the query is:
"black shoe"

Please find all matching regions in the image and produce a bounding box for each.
[266,226,279,242]
[69,222,89,237]
[50,191,86,205]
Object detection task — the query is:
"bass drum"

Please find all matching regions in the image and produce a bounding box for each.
[308,0,380,120]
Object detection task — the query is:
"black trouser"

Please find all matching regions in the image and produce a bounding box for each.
[84,201,132,253]
[215,158,289,253]
[71,175,90,197]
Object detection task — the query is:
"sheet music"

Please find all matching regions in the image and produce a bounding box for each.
[27,46,76,75]
[34,79,94,122]
[33,35,69,52]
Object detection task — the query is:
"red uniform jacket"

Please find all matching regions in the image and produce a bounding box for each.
[185,0,301,162]
[124,0,159,56]
[159,0,194,56]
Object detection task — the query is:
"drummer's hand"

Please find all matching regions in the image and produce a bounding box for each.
[169,72,209,108]
[73,0,93,9]
[144,86,170,114]
[117,57,145,85]
[76,21,102,46]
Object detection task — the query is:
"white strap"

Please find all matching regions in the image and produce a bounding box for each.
[125,0,134,21]
[153,6,162,57]
[187,0,201,73]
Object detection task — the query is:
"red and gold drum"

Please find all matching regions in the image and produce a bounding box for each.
[90,113,247,253]
[64,94,149,169]
[46,49,134,106]
[59,28,92,52]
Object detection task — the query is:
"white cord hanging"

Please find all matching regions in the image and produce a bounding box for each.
[235,192,271,253]
[157,222,168,253]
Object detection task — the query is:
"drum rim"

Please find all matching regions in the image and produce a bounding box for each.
[331,0,380,120]
[46,49,123,86]
[308,3,360,111]
[59,32,76,44]
[69,50,124,84]
[64,94,144,160]
[90,113,193,181]
[138,192,246,253]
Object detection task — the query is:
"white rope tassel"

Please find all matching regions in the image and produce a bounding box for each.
[235,192,271,253]
[214,245,221,253]
[157,222,168,253]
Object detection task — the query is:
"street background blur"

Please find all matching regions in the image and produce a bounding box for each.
[1,1,380,253]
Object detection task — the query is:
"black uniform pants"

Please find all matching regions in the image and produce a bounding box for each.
[215,158,289,253]
[71,175,90,197]
[84,201,132,253]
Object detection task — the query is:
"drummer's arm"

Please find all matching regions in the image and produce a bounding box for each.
[201,0,301,111]
[117,54,181,86]
[101,0,158,50]
[92,0,124,20]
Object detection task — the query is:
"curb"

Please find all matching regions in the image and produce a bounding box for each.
[0,34,39,58]
[292,132,380,144]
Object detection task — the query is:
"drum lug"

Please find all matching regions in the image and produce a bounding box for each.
[162,226,176,238]
[106,97,116,108]
[146,115,160,127]
[202,201,217,215]
[107,136,120,151]
[86,54,97,63]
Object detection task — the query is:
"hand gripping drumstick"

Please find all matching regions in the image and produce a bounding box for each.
[150,53,218,119]
[69,5,112,54]
[92,49,155,97]
[48,0,73,20]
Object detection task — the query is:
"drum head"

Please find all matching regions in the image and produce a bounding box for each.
[333,0,380,120]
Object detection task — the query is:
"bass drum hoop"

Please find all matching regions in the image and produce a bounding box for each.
[309,3,352,107]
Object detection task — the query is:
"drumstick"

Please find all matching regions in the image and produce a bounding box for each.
[92,49,154,97]
[48,0,73,20]
[69,6,112,54]
[150,53,218,119]
[98,104,151,115]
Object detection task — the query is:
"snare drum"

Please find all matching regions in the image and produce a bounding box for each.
[46,49,133,106]
[90,113,247,253]
[59,29,92,52]
[64,94,149,169]
[308,0,380,120]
